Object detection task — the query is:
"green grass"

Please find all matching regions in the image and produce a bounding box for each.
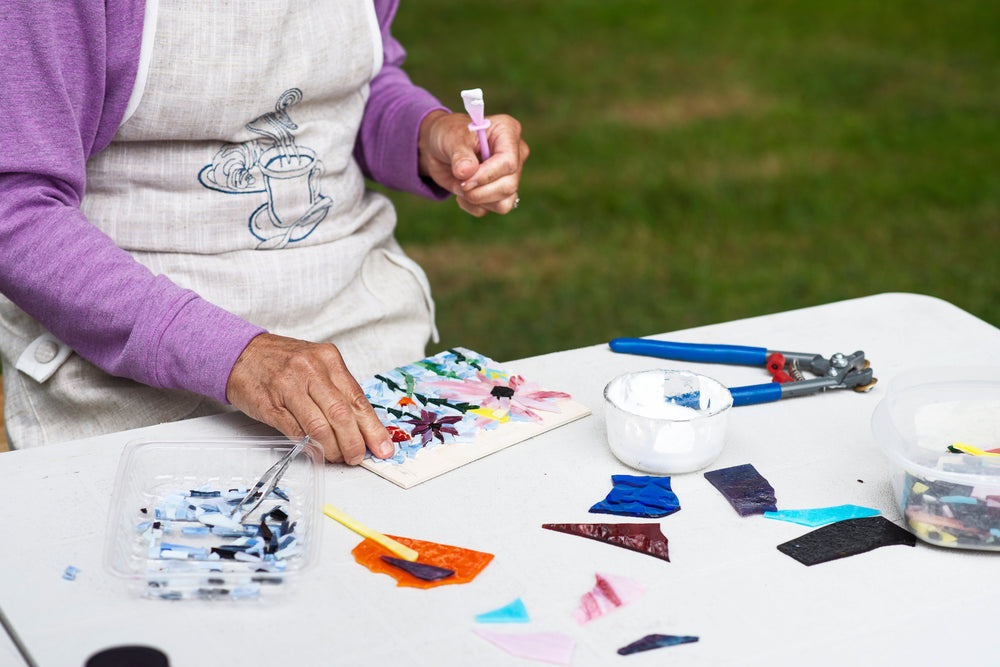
[388,0,1000,362]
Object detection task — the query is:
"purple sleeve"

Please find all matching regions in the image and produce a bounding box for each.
[355,0,451,199]
[0,0,264,404]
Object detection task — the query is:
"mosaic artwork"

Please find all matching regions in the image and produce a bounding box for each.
[360,348,590,488]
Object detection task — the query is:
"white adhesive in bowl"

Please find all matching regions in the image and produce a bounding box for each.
[604,369,733,474]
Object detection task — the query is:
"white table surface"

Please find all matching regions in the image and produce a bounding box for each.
[1,293,998,667]
[0,618,25,667]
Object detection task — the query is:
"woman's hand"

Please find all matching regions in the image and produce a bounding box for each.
[226,333,394,464]
[418,109,529,217]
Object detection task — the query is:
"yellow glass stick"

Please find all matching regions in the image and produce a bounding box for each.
[951,442,1000,457]
[323,504,419,561]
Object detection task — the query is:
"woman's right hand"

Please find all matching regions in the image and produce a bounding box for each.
[225,333,394,464]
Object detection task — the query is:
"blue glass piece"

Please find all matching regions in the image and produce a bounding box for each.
[763,504,880,527]
[589,475,680,518]
[617,634,699,655]
[475,598,530,623]
[703,463,777,516]
[62,565,81,581]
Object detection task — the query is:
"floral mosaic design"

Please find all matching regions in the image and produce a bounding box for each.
[362,348,571,464]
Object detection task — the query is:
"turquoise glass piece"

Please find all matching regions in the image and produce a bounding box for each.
[763,504,880,527]
[475,598,530,623]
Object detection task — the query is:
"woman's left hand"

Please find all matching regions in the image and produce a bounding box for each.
[418,109,529,217]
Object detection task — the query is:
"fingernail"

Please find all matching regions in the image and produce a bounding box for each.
[377,438,394,459]
[461,180,479,191]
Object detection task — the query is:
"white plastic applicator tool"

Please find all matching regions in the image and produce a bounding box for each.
[460,88,491,160]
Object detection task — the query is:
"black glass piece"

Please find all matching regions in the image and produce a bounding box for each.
[777,516,916,565]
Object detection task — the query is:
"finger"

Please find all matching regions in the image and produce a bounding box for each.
[461,172,521,210]
[460,149,527,200]
[322,398,367,466]
[456,195,489,218]
[452,150,480,183]
[344,383,395,460]
[282,387,347,463]
[483,114,523,159]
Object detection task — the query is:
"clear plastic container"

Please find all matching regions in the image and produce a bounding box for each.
[871,367,1000,550]
[104,437,324,599]
[604,369,733,473]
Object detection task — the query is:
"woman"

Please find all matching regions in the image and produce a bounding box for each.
[0,0,528,462]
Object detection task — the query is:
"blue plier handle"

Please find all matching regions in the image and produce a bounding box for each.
[609,338,876,407]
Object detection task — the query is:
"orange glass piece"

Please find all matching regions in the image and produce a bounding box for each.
[352,535,494,589]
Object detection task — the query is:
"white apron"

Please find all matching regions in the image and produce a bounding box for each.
[0,0,436,447]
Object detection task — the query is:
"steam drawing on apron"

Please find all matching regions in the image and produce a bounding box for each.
[199,88,333,250]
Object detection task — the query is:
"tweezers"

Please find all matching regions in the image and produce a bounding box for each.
[231,435,310,521]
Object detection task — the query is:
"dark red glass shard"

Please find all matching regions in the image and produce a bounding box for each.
[542,523,670,561]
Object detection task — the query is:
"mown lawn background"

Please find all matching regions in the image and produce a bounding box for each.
[384,0,1000,362]
[2,1,998,451]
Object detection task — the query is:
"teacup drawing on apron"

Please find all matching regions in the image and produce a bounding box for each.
[198,88,333,250]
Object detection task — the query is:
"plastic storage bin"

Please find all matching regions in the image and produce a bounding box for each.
[104,437,324,599]
[871,368,1000,550]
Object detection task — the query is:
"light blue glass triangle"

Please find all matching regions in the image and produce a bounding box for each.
[475,597,530,623]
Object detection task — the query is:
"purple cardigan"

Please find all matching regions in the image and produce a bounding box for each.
[0,0,447,404]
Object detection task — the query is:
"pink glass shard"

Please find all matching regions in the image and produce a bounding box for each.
[574,572,644,624]
[542,523,670,561]
[473,629,575,665]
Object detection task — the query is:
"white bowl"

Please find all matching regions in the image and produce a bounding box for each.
[604,369,733,473]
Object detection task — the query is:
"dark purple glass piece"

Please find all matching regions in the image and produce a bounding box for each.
[777,515,916,565]
[618,634,699,655]
[379,555,455,581]
[542,523,670,561]
[703,463,777,516]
